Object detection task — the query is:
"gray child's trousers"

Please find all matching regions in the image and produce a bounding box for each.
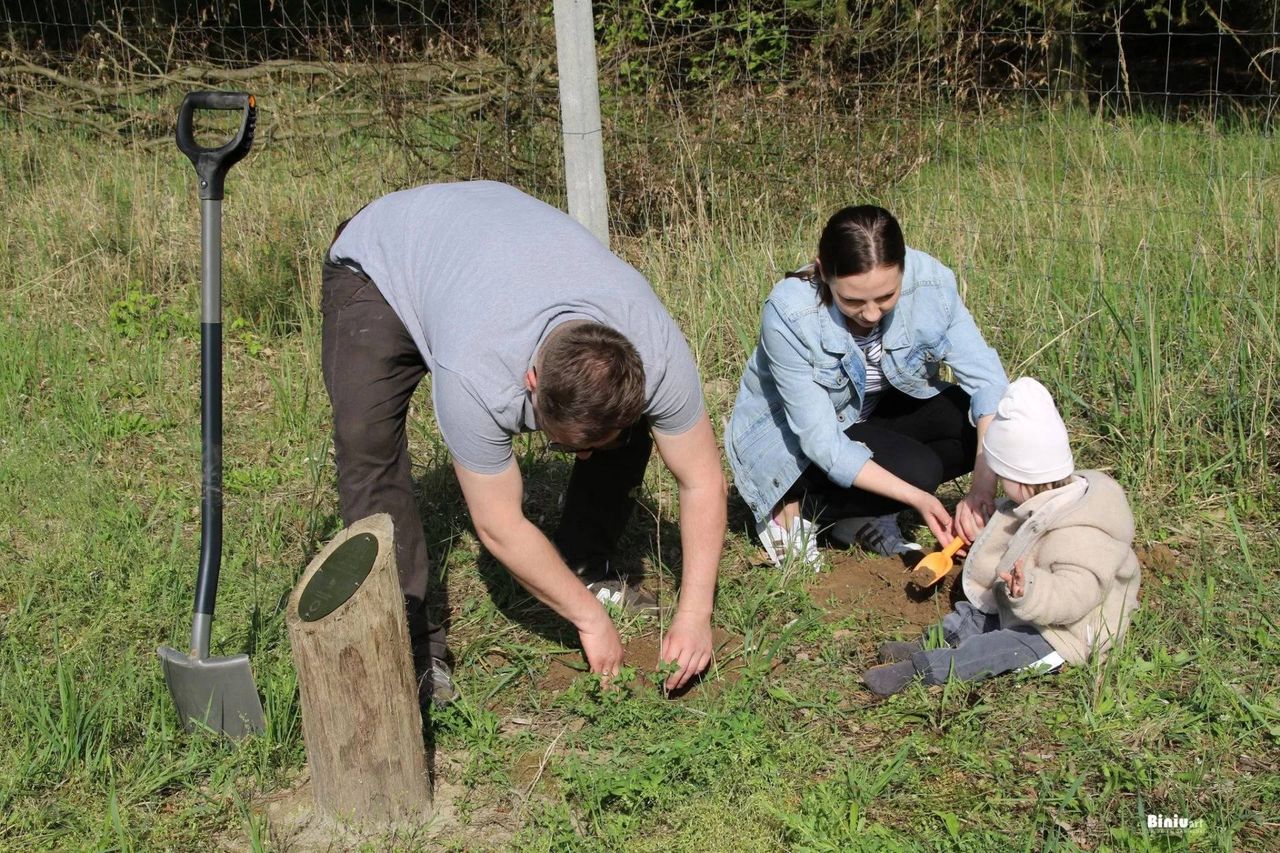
[911,601,1060,685]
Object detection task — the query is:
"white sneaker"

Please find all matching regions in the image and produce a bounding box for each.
[755,515,823,572]
[830,514,924,557]
[416,657,460,709]
[584,577,660,614]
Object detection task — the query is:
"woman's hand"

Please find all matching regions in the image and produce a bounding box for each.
[853,462,953,544]
[957,413,1000,551]
[910,490,954,545]
[954,487,996,547]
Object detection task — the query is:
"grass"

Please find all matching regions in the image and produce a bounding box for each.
[1,93,1277,850]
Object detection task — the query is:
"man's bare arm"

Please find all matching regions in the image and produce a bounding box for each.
[651,412,727,689]
[453,460,624,676]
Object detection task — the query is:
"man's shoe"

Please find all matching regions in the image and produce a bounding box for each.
[877,639,924,663]
[862,660,917,697]
[585,577,659,614]
[830,514,924,557]
[416,657,460,709]
[755,515,823,572]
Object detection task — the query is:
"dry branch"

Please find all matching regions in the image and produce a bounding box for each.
[1,49,531,144]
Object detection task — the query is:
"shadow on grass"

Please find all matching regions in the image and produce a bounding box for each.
[415,445,684,655]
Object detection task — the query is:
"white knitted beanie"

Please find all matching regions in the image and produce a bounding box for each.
[982,377,1075,484]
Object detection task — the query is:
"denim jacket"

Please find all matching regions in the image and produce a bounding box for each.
[726,248,1008,521]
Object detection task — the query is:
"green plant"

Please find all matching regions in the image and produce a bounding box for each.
[109,284,191,341]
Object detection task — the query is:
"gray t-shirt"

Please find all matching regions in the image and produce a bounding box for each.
[329,181,704,474]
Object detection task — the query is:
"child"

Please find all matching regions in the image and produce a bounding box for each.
[862,377,1141,696]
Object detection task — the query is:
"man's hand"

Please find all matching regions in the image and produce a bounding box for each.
[579,610,625,682]
[660,609,713,692]
[453,459,630,684]
[998,558,1026,598]
[954,487,995,546]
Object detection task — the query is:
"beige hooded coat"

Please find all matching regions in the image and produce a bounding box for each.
[961,470,1141,665]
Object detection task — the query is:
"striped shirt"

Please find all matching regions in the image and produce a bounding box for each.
[853,324,885,422]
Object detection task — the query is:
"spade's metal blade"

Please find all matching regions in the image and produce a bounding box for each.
[158,645,265,738]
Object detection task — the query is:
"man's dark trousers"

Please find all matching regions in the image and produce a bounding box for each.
[320,261,652,661]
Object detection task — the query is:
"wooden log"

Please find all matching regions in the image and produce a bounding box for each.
[286,513,431,822]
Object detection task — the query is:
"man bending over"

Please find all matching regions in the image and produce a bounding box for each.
[322,180,727,704]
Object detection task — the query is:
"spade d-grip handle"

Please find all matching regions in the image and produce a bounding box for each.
[176,91,256,200]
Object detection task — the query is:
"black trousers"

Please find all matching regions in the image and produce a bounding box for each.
[786,385,978,521]
[320,262,650,660]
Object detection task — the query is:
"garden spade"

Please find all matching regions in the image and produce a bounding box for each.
[157,91,264,738]
[909,535,965,588]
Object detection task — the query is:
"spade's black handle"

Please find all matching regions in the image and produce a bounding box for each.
[175,91,256,200]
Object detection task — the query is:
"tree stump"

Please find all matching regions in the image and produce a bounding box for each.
[286,513,431,822]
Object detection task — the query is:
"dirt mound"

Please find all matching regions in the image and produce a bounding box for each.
[811,552,965,629]
[1137,542,1183,578]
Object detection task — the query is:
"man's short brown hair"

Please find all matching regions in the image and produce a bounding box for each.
[535,323,646,447]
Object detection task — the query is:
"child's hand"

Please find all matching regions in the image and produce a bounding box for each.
[998,558,1026,598]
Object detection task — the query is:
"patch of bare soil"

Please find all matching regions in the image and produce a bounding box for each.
[528,540,1201,698]
[530,553,974,698]
[533,555,969,698]
[811,552,965,630]
[811,541,1182,631]
[252,767,519,852]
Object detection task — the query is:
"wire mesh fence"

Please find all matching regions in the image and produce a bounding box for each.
[4,5,1275,293]
[3,3,1274,177]
[2,3,1274,232]
[1,2,1276,503]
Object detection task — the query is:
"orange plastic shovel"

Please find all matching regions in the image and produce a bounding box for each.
[909,536,965,587]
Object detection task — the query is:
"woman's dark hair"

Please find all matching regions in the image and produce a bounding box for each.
[803,205,906,306]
